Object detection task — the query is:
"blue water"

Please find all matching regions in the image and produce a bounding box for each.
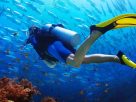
[0,0,136,102]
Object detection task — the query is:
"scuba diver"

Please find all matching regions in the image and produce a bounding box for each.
[23,14,136,68]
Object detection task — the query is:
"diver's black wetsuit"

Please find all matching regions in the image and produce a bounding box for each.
[26,24,76,63]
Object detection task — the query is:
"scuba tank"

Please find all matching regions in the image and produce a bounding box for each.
[42,24,81,47]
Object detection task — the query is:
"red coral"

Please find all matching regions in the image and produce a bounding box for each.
[41,97,57,102]
[0,77,39,102]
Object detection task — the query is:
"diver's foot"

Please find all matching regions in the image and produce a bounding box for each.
[117,51,136,69]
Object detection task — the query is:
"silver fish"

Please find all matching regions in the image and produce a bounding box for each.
[5,7,12,14]
[2,36,12,42]
[0,7,5,16]
[25,15,35,20]
[25,2,41,14]
[5,14,21,25]
[58,18,68,25]
[13,19,21,25]
[93,6,101,14]
[87,14,99,22]
[106,2,113,15]
[30,20,41,26]
[4,27,17,33]
[55,4,69,13]
[127,0,134,10]
[73,17,85,23]
[87,0,96,7]
[57,0,65,6]
[12,0,21,4]
[0,30,4,35]
[5,14,13,20]
[78,24,89,31]
[30,0,45,5]
[15,4,27,12]
[35,0,45,5]
[47,10,58,18]
[67,0,80,10]
[13,10,23,18]
[100,5,106,16]
[6,55,16,59]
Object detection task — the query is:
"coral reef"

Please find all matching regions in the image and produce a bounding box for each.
[41,97,57,102]
[0,77,39,102]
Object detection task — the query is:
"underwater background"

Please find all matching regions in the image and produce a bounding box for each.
[0,0,136,102]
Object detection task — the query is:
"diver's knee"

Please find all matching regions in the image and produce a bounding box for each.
[66,54,80,67]
[66,54,74,65]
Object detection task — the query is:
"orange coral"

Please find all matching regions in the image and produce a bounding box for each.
[41,97,57,102]
[0,77,39,102]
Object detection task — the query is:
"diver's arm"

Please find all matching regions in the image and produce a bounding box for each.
[34,47,57,68]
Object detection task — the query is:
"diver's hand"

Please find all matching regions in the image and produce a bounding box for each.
[43,60,57,68]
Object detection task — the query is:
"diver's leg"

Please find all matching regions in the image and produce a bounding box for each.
[67,51,136,69]
[66,30,103,67]
[82,54,119,64]
[67,13,136,67]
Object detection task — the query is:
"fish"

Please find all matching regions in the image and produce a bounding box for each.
[30,19,41,26]
[5,7,12,14]
[14,58,20,63]
[5,14,21,25]
[0,30,4,35]
[100,5,106,16]
[104,89,109,93]
[23,52,29,58]
[47,10,58,18]
[78,24,89,31]
[105,83,109,87]
[72,17,85,23]
[25,15,35,20]
[56,0,65,6]
[6,54,16,59]
[4,49,10,55]
[87,14,99,22]
[79,90,85,95]
[87,0,96,7]
[106,2,113,15]
[67,0,80,11]
[30,0,45,5]
[12,0,21,4]
[0,7,5,16]
[55,4,69,13]
[93,6,101,14]
[13,10,23,18]
[3,27,17,33]
[25,2,41,14]
[12,32,19,36]
[5,14,13,20]
[62,73,70,77]
[13,19,21,25]
[15,4,27,12]
[127,0,134,10]
[57,18,68,25]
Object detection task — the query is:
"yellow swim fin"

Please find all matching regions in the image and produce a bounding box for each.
[117,51,136,69]
[90,14,136,33]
